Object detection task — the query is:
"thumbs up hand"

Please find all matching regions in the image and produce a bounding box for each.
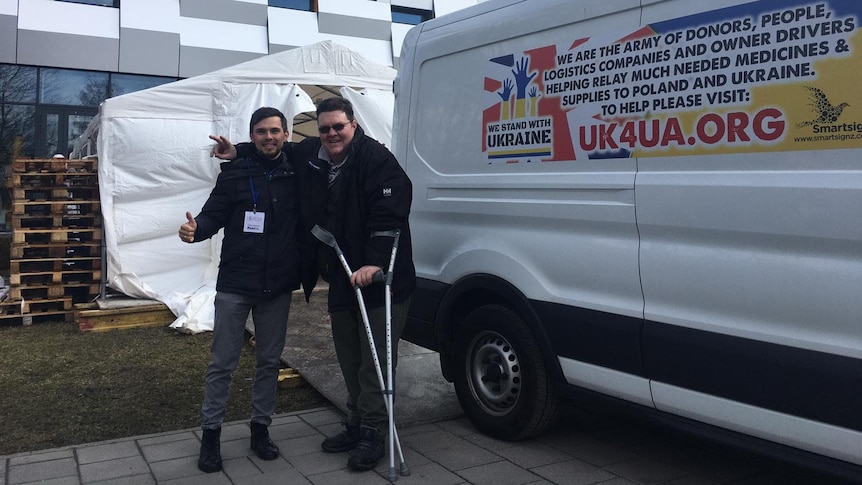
[179,211,197,243]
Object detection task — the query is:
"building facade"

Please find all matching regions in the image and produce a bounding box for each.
[0,0,481,231]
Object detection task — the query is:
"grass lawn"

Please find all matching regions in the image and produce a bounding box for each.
[0,320,330,456]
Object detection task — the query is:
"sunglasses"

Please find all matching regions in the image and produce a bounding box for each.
[318,122,350,134]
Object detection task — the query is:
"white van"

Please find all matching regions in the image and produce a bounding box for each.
[392,0,862,473]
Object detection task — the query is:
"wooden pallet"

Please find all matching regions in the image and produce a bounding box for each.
[13,158,98,173]
[9,283,100,303]
[11,242,102,259]
[0,297,73,315]
[0,312,72,326]
[278,368,306,388]
[12,187,99,202]
[76,303,175,332]
[12,227,102,244]
[10,256,101,274]
[10,269,101,286]
[12,200,101,216]
[8,172,99,187]
[11,214,102,229]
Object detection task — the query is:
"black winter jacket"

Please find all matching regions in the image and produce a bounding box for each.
[193,151,301,298]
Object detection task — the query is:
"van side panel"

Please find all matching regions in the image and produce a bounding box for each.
[395,0,862,467]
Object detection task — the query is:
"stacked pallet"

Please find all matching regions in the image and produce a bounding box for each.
[2,158,102,325]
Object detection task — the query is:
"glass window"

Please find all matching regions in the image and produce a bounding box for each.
[0,105,36,161]
[68,114,95,153]
[43,113,60,159]
[268,0,313,11]
[0,65,38,103]
[55,0,119,6]
[40,68,109,106]
[391,6,431,25]
[110,73,176,97]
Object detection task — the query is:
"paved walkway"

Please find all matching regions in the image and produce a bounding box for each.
[3,402,855,485]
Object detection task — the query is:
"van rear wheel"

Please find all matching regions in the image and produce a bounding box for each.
[452,304,558,440]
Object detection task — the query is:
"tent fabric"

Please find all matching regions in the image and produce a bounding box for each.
[81,40,396,333]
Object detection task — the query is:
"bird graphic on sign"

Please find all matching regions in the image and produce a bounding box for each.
[796,86,849,128]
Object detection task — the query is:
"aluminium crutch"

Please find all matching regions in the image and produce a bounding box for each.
[373,228,402,482]
[311,225,410,480]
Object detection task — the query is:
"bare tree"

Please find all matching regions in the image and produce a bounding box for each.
[0,66,37,163]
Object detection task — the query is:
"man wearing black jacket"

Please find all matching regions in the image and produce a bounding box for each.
[179,107,301,473]
[214,96,415,472]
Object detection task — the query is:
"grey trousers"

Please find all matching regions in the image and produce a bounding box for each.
[330,297,410,434]
[201,291,291,430]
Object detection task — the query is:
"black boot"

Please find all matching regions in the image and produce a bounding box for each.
[347,425,385,471]
[321,419,361,453]
[198,428,222,473]
[250,422,279,460]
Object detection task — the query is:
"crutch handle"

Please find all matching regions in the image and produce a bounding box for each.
[371,270,385,284]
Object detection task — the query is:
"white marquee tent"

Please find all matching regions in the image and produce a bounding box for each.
[72,40,397,333]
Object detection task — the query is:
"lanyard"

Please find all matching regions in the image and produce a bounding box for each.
[247,158,279,213]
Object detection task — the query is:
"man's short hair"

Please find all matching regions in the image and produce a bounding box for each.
[249,107,288,134]
[316,97,355,121]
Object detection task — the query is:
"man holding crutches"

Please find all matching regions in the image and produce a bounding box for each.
[215,96,416,473]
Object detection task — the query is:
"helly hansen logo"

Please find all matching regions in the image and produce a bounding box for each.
[383,187,392,197]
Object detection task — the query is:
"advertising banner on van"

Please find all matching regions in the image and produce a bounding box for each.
[482,0,861,162]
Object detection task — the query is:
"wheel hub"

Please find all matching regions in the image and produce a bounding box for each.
[469,332,521,415]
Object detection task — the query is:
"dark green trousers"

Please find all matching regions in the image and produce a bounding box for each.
[330,297,410,434]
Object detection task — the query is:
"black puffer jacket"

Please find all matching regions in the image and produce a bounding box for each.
[193,151,301,298]
[294,126,416,312]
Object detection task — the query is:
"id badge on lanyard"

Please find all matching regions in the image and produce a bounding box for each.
[245,158,277,234]
[244,211,264,233]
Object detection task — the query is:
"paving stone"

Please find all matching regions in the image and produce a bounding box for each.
[232,467,313,485]
[305,466,393,485]
[11,476,80,485]
[9,449,74,466]
[149,455,205,482]
[78,455,150,483]
[269,420,319,441]
[269,414,302,426]
[8,457,77,484]
[139,437,198,463]
[495,441,572,469]
[296,407,343,427]
[604,457,690,484]
[531,458,618,485]
[410,433,503,471]
[159,472,233,485]
[461,431,517,452]
[76,440,140,465]
[137,431,198,448]
[249,454,295,474]
[386,462,465,484]
[277,434,325,458]
[222,456,260,480]
[457,460,542,485]
[286,448,346,476]
[400,429,457,454]
[434,417,477,437]
[89,473,156,485]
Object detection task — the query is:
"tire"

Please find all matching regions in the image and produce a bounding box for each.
[452,304,559,440]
